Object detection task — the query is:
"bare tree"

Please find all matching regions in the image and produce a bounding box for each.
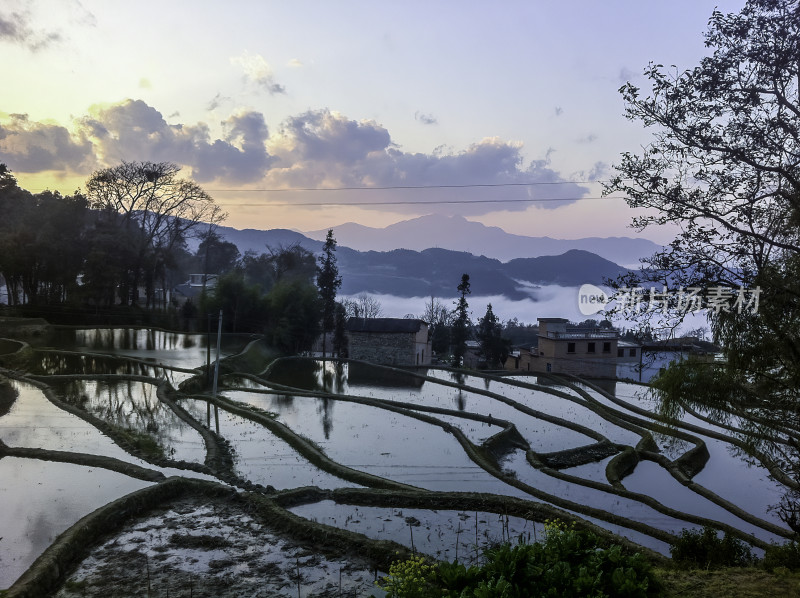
[86,161,225,306]
[342,293,383,319]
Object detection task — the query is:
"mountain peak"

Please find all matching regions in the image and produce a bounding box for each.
[303,214,659,266]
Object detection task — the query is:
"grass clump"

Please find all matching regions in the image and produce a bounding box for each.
[764,541,800,572]
[375,519,660,597]
[62,579,89,592]
[669,526,754,569]
[118,427,165,461]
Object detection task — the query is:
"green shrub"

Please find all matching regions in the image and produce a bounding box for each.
[376,519,660,597]
[763,541,800,571]
[375,554,438,597]
[470,523,659,597]
[669,526,754,568]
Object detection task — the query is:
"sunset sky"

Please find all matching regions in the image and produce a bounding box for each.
[1,0,745,242]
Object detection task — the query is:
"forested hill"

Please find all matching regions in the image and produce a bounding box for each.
[212,226,629,299]
[335,247,628,299]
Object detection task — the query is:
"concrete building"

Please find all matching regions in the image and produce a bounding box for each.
[346,318,431,366]
[617,340,642,362]
[504,347,535,372]
[532,317,619,378]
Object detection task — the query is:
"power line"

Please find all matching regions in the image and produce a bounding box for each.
[215,195,627,208]
[204,180,605,192]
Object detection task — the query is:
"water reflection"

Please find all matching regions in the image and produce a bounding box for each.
[180,398,357,490]
[50,379,205,463]
[0,379,18,417]
[265,359,428,393]
[347,362,426,389]
[267,359,323,390]
[29,352,172,379]
[43,327,251,370]
[0,457,152,589]
[318,396,334,439]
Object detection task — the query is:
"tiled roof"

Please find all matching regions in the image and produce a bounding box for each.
[346,318,425,333]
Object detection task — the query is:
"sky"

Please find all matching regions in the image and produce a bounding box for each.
[0,0,747,243]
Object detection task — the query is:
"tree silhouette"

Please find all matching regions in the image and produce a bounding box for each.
[316,230,342,358]
[451,274,472,367]
[605,0,800,513]
[86,161,224,306]
[477,303,510,369]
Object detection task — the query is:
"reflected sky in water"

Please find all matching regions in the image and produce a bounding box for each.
[0,456,152,588]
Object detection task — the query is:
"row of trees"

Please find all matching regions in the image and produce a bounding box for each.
[192,231,345,357]
[0,165,88,306]
[0,161,514,368]
[0,162,222,310]
[0,161,346,359]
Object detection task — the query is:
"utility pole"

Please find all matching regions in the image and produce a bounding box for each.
[212,309,222,434]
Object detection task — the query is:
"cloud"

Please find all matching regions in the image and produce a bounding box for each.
[206,93,230,111]
[264,109,588,213]
[76,99,273,183]
[287,58,304,68]
[554,106,563,117]
[0,113,95,172]
[577,133,598,144]
[415,111,438,125]
[138,78,152,89]
[1,101,589,212]
[572,161,609,182]
[231,51,286,94]
[0,8,61,51]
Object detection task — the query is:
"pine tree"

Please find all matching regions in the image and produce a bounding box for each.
[451,274,471,367]
[316,230,342,358]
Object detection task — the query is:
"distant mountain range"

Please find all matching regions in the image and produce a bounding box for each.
[208,221,631,299]
[334,247,629,300]
[304,214,660,266]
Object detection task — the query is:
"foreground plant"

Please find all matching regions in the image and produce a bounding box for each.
[375,554,438,597]
[669,526,755,569]
[375,519,660,597]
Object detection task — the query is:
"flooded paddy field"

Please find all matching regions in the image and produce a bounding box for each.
[53,494,382,598]
[0,456,154,589]
[289,500,539,562]
[0,329,797,595]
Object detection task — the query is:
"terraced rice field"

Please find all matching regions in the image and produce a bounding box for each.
[0,328,795,596]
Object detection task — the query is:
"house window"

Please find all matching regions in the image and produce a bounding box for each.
[629,348,637,357]
[587,342,596,353]
[567,342,576,353]
[546,362,552,372]
[617,348,624,357]
[603,342,611,353]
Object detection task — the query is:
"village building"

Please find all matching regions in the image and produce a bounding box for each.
[531,317,619,378]
[617,340,642,362]
[173,274,217,305]
[504,347,535,372]
[345,318,432,366]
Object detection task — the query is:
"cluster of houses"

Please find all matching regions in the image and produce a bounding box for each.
[172,274,715,380]
[344,316,643,378]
